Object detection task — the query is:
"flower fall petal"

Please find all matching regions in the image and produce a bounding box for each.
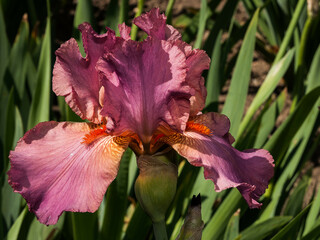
[8,121,128,225]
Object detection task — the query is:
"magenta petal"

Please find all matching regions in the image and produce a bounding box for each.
[53,23,113,123]
[97,38,191,141]
[170,131,274,208]
[133,8,181,41]
[119,23,131,40]
[8,121,128,225]
[176,41,211,114]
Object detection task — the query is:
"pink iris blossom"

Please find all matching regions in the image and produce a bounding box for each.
[8,8,274,225]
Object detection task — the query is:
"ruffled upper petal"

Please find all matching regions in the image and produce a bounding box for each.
[53,23,114,123]
[175,41,210,115]
[8,121,129,225]
[133,8,181,41]
[97,37,191,144]
[163,113,274,208]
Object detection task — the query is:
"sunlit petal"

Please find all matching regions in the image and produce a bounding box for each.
[8,121,128,225]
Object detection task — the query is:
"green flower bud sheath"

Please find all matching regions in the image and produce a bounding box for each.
[135,153,178,240]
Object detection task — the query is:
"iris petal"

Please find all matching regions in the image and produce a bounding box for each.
[8,121,128,225]
[97,37,191,143]
[53,23,114,123]
[163,113,274,208]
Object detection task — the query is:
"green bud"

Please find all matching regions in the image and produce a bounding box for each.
[134,154,178,223]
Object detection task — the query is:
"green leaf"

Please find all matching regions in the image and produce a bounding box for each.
[260,87,320,220]
[0,2,10,92]
[6,207,28,240]
[71,212,98,240]
[3,88,15,170]
[301,219,320,240]
[189,167,219,224]
[1,106,23,232]
[165,0,175,25]
[26,214,65,240]
[253,89,287,148]
[237,49,295,138]
[194,0,209,49]
[223,209,240,240]
[118,0,129,25]
[130,0,144,40]
[202,189,245,240]
[238,216,292,240]
[27,15,51,130]
[103,0,119,32]
[100,149,132,240]
[205,30,222,112]
[271,204,311,240]
[222,9,259,138]
[273,0,306,63]
[74,0,93,29]
[304,185,320,236]
[8,15,29,100]
[123,204,152,240]
[167,161,200,236]
[283,175,309,216]
[264,86,320,161]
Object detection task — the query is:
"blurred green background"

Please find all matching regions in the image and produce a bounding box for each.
[1,0,320,239]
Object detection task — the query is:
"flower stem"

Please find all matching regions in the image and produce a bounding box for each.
[153,220,168,240]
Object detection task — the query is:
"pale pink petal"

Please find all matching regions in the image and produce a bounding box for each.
[8,121,128,225]
[53,23,115,123]
[133,8,181,41]
[119,23,131,40]
[97,38,191,144]
[164,114,274,208]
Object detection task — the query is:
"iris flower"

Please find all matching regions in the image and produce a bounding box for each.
[8,8,274,225]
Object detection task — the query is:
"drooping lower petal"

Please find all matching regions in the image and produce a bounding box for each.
[163,114,274,208]
[97,37,191,143]
[53,23,115,123]
[8,121,129,225]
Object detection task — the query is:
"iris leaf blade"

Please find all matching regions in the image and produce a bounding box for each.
[0,2,10,92]
[238,216,293,240]
[202,189,245,240]
[100,149,132,240]
[27,15,51,130]
[237,48,294,139]
[270,204,311,240]
[222,9,259,138]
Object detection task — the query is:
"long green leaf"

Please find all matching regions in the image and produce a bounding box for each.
[0,2,10,92]
[203,189,245,240]
[260,87,320,220]
[100,149,132,240]
[238,216,292,240]
[264,86,320,160]
[253,89,287,148]
[223,209,240,240]
[74,0,93,29]
[27,15,51,130]
[205,30,222,112]
[71,212,98,240]
[237,49,295,138]
[194,0,208,49]
[6,207,28,240]
[273,0,306,63]
[271,204,311,240]
[222,9,259,138]
[8,15,29,100]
